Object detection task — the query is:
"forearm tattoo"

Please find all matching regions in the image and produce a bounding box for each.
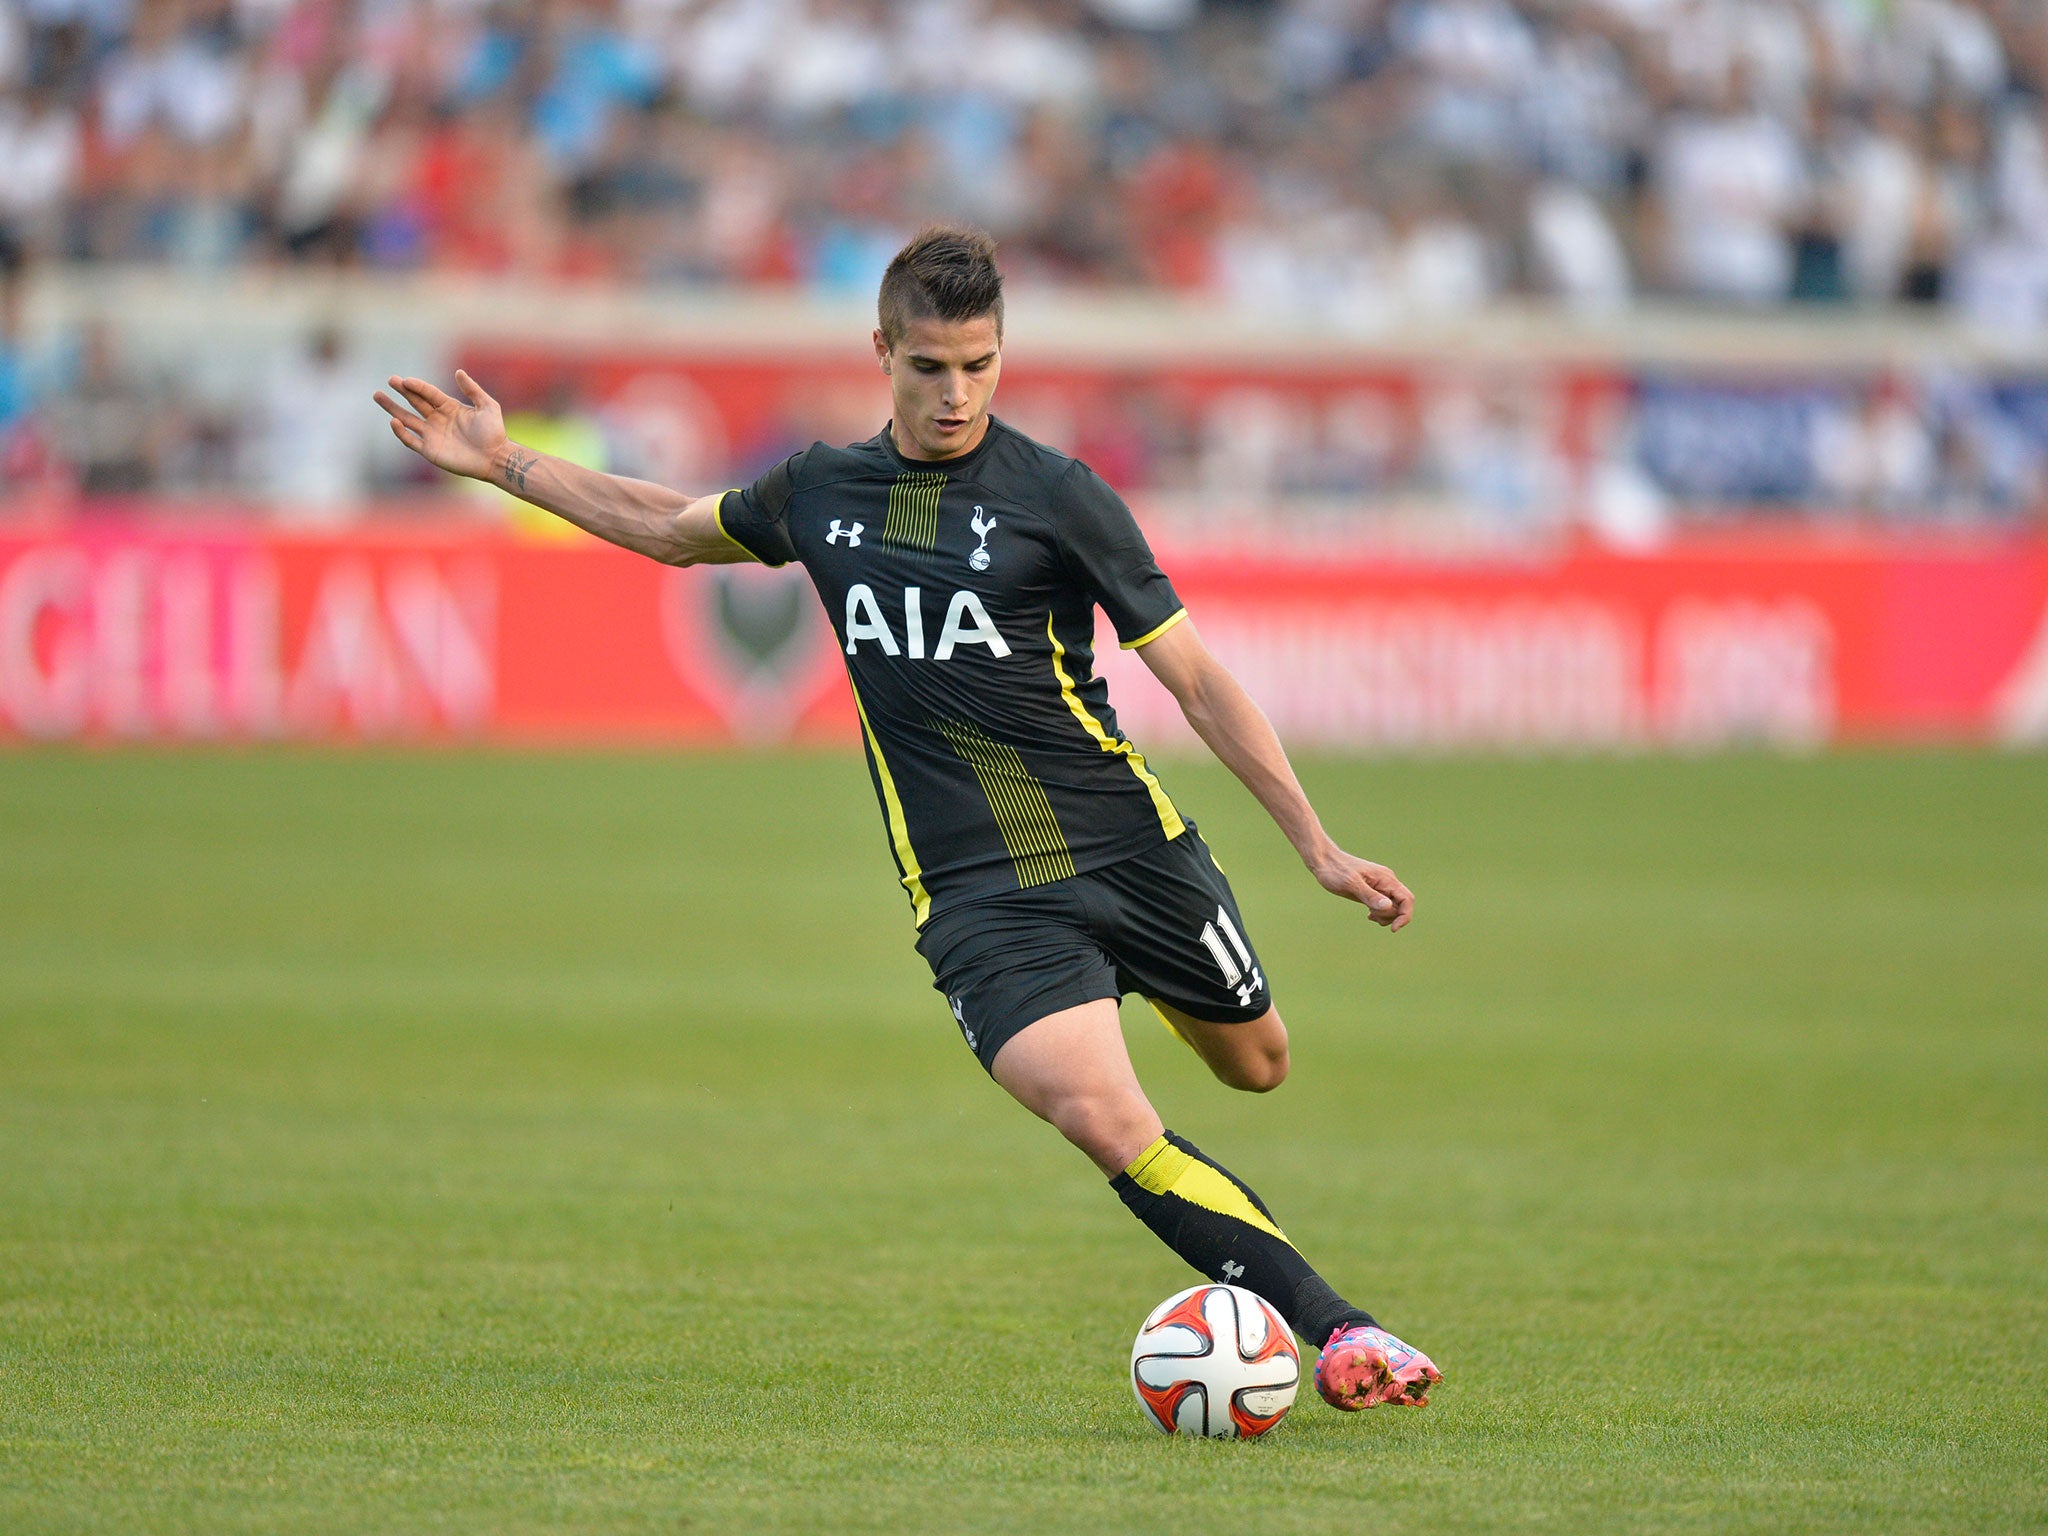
[501,448,538,494]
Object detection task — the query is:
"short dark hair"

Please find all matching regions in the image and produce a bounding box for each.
[877,226,1004,347]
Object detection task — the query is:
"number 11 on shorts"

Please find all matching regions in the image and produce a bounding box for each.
[1199,908,1262,1006]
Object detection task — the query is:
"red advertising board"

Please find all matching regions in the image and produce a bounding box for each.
[2,520,2045,750]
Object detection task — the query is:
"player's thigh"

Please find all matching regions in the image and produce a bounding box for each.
[913,892,1121,1075]
[988,997,1163,1176]
[1148,997,1289,1093]
[917,906,1158,1170]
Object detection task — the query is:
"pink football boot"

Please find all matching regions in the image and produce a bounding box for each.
[1314,1324,1442,1410]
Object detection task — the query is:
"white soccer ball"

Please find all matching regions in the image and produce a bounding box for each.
[1130,1283,1300,1438]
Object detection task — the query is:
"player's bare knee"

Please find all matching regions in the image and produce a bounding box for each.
[1219,1043,1289,1093]
[1050,1093,1155,1169]
[1054,1097,1140,1153]
[1251,1044,1291,1092]
[1214,1009,1288,1092]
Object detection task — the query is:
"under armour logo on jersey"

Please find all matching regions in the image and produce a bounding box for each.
[1220,1260,1245,1282]
[826,520,864,547]
[950,996,976,1050]
[968,506,996,571]
[1236,968,1264,1008]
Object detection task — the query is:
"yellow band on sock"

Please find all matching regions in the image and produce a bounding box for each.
[1122,1136,1293,1247]
[1124,1135,1188,1188]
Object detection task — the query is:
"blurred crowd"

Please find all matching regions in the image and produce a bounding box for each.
[0,0,2046,321]
[3,292,2040,530]
[3,0,2047,525]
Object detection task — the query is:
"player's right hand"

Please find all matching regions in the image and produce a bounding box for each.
[374,370,507,483]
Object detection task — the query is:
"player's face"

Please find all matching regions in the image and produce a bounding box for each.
[874,314,1002,461]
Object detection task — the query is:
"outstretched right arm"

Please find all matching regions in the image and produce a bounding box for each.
[373,371,748,566]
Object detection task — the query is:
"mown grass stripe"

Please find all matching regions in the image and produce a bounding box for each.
[0,749,2042,1532]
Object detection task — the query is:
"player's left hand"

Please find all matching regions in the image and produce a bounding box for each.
[1310,848,1414,931]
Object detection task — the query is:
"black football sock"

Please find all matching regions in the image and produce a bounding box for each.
[1111,1131,1376,1346]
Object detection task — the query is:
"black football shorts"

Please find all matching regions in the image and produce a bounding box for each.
[913,825,1273,1074]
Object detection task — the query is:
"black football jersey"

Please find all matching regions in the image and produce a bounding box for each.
[716,417,1190,925]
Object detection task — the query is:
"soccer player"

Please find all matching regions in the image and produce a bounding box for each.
[373,227,1441,1412]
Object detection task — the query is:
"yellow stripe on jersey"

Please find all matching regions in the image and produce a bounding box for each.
[932,717,1076,888]
[882,471,945,550]
[1122,606,1189,650]
[1123,1135,1292,1245]
[1047,612,1186,841]
[850,678,931,926]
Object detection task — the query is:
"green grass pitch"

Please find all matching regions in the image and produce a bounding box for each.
[2,747,2044,1533]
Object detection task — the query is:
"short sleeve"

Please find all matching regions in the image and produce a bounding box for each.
[716,451,804,567]
[1055,461,1186,648]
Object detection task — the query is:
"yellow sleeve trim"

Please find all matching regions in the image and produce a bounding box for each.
[1121,607,1188,650]
[712,489,774,565]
